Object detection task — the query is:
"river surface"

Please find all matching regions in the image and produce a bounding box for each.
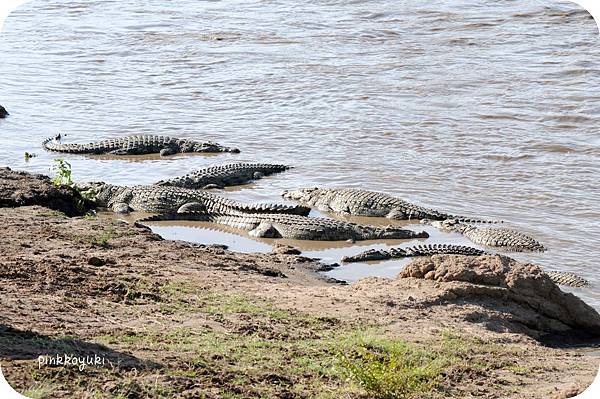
[1,0,599,308]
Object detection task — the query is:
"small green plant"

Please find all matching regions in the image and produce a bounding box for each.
[337,334,447,399]
[24,152,37,161]
[90,225,116,247]
[83,211,97,220]
[49,158,95,212]
[51,159,73,187]
[21,385,52,399]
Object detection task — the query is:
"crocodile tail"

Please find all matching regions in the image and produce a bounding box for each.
[42,134,76,152]
[134,212,210,228]
[239,203,310,216]
[545,271,589,288]
[449,215,503,224]
[404,244,488,257]
[42,136,57,151]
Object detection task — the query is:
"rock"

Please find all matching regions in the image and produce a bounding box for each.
[0,105,8,118]
[0,167,93,216]
[271,244,301,255]
[88,256,106,267]
[399,255,600,336]
[551,385,584,399]
[208,244,228,251]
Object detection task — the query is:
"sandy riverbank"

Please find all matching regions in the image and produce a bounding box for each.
[1,167,599,398]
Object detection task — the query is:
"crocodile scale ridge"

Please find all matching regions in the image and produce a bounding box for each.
[427,219,545,252]
[544,271,589,288]
[154,163,291,189]
[76,183,309,215]
[282,187,499,223]
[342,244,487,262]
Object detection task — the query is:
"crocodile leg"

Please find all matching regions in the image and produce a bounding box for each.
[177,202,207,213]
[160,148,176,156]
[386,208,408,220]
[112,202,132,214]
[108,149,131,155]
[249,222,282,238]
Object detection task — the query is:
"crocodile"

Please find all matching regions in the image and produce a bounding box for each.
[42,134,240,156]
[282,187,499,222]
[76,182,310,215]
[341,243,588,288]
[135,211,429,241]
[0,105,8,118]
[155,163,291,189]
[424,219,545,252]
[342,244,486,262]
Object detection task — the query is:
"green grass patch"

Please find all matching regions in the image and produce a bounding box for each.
[89,225,116,247]
[336,334,448,398]
[21,384,53,399]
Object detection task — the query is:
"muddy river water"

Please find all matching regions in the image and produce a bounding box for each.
[1,0,599,308]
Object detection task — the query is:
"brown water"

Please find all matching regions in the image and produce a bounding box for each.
[0,1,598,308]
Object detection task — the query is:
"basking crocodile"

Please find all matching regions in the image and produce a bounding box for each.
[282,187,499,222]
[0,105,8,118]
[76,182,309,215]
[342,244,486,262]
[135,211,429,241]
[155,163,291,189]
[42,134,239,156]
[341,243,588,288]
[425,219,545,252]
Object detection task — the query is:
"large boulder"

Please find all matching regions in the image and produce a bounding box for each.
[400,254,600,336]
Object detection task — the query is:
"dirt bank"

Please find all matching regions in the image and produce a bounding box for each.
[1,169,599,398]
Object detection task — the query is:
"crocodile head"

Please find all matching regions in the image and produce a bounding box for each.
[75,182,121,206]
[281,187,320,202]
[381,227,429,239]
[183,140,240,154]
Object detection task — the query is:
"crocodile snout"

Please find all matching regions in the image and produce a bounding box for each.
[281,187,317,200]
